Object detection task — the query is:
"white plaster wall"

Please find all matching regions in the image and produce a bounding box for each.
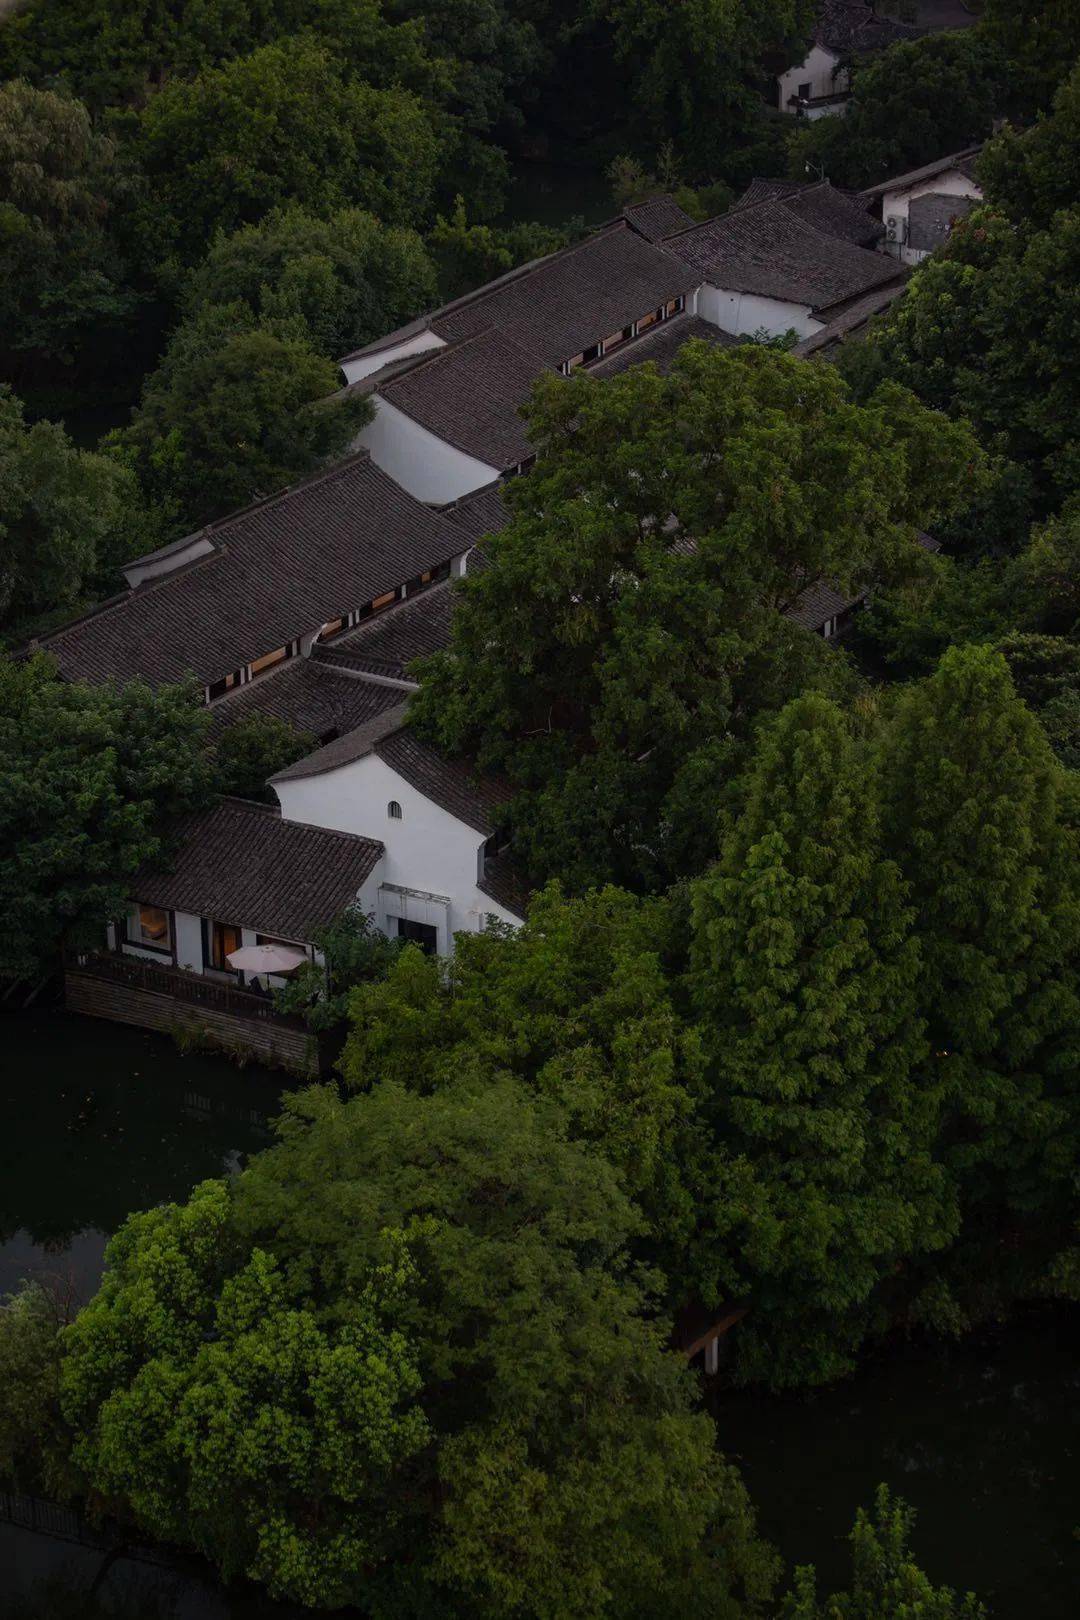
[275,754,520,947]
[355,396,501,504]
[122,536,215,590]
[778,45,846,109]
[340,329,446,385]
[698,282,822,339]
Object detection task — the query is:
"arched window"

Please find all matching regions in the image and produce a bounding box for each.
[387,800,403,820]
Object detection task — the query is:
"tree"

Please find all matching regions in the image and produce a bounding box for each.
[211,711,315,802]
[0,80,137,386]
[47,1076,780,1614]
[342,885,705,1265]
[0,0,442,116]
[0,387,147,628]
[184,205,437,359]
[272,903,403,1032]
[135,41,441,267]
[782,1486,986,1619]
[109,301,370,533]
[789,31,1005,191]
[0,655,211,976]
[979,0,1080,117]
[427,195,580,301]
[0,1283,72,1496]
[879,645,1080,1312]
[978,61,1080,229]
[687,694,953,1386]
[411,343,983,890]
[59,1180,431,1607]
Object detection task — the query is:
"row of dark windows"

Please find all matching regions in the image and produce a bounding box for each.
[558,297,686,376]
[204,560,452,704]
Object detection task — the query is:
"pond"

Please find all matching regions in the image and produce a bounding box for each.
[2,1009,1077,1617]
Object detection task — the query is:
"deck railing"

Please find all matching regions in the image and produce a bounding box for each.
[68,951,308,1030]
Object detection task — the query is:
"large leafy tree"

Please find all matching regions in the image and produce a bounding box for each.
[0,655,211,976]
[687,693,953,1386]
[108,301,370,533]
[0,80,138,386]
[411,343,982,890]
[41,1076,780,1614]
[0,387,147,628]
[979,0,1080,117]
[59,1180,431,1607]
[183,204,437,359]
[978,60,1080,228]
[134,40,441,267]
[342,885,705,1265]
[879,645,1080,1316]
[789,31,1005,192]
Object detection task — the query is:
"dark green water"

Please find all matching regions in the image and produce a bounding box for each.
[2,1009,1077,1617]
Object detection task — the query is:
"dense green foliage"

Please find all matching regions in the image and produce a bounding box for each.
[782,1486,986,1619]
[273,903,405,1031]
[0,655,211,976]
[0,387,147,627]
[790,31,1005,191]
[412,343,982,890]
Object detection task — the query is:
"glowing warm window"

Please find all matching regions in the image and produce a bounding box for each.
[372,591,396,612]
[636,309,658,332]
[132,904,172,952]
[249,646,288,678]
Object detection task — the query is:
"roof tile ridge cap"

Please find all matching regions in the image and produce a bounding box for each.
[220,794,283,816]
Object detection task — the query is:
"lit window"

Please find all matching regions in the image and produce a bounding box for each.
[131,904,172,952]
[388,800,403,819]
[249,645,288,679]
[372,590,397,613]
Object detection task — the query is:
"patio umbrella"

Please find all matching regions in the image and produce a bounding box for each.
[226,942,308,976]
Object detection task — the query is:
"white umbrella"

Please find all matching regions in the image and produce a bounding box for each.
[226,942,308,976]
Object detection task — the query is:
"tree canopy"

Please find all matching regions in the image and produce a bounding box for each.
[411,343,983,890]
[0,655,211,976]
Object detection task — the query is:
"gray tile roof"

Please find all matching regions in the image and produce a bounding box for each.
[441,482,511,548]
[907,189,978,252]
[381,328,542,469]
[206,657,407,739]
[477,851,531,919]
[860,146,982,200]
[316,579,455,678]
[791,278,909,357]
[38,453,467,689]
[428,223,700,368]
[664,199,902,312]
[270,702,412,783]
[815,0,922,53]
[588,312,737,377]
[734,180,883,249]
[623,195,698,242]
[135,797,383,938]
[374,730,513,835]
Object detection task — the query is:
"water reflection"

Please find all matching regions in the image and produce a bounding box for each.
[0,1010,280,1304]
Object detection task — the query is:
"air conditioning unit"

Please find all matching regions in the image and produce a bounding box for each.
[885,215,906,244]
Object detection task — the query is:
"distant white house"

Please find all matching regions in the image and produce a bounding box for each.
[777,0,922,118]
[861,146,983,264]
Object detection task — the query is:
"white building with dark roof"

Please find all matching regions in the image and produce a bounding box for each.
[861,145,983,263]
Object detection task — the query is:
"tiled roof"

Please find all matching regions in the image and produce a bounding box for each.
[135,797,383,938]
[38,454,467,689]
[429,224,700,368]
[375,729,513,836]
[907,190,978,252]
[788,578,854,629]
[270,702,411,783]
[316,579,455,678]
[791,278,908,356]
[477,851,531,920]
[441,482,511,548]
[205,657,406,740]
[381,329,542,469]
[589,313,737,377]
[664,199,902,311]
[735,180,881,249]
[815,0,922,53]
[623,195,698,242]
[860,146,982,200]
